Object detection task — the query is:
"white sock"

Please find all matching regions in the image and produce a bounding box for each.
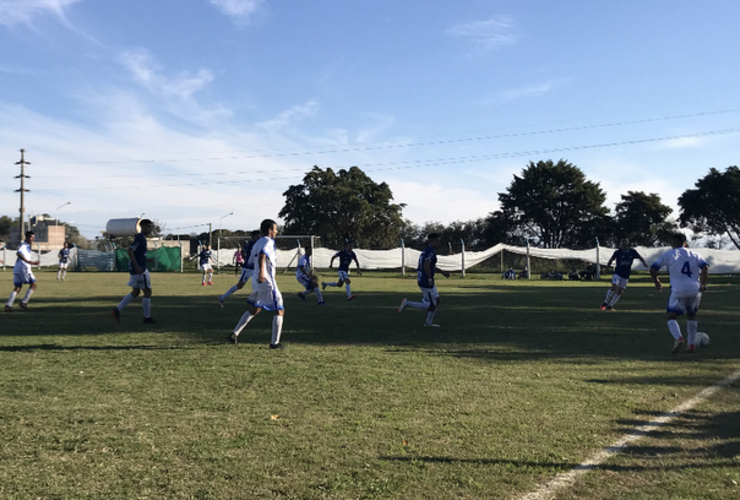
[57,270,62,279]
[142,298,151,318]
[425,310,437,325]
[314,287,323,302]
[62,271,66,279]
[221,285,239,301]
[208,272,213,282]
[608,293,621,307]
[233,311,254,336]
[345,284,352,297]
[271,315,284,345]
[202,274,207,284]
[604,290,613,304]
[407,300,428,310]
[117,293,134,311]
[6,290,18,307]
[687,320,698,345]
[21,289,34,304]
[667,319,682,340]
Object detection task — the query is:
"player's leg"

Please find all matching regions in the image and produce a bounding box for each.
[602,278,618,309]
[424,289,441,327]
[57,265,63,280]
[220,269,247,305]
[19,281,37,309]
[311,279,325,304]
[607,286,624,309]
[271,309,285,348]
[6,283,22,312]
[665,294,686,352]
[207,268,214,285]
[61,263,67,280]
[685,295,701,351]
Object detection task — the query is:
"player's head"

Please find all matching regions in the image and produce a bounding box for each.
[251,230,261,241]
[140,219,154,235]
[24,231,35,243]
[619,238,630,250]
[671,232,687,248]
[206,244,211,250]
[345,241,353,250]
[428,232,442,248]
[304,246,312,256]
[260,219,278,238]
[63,241,70,248]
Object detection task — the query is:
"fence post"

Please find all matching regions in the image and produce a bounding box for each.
[154,242,159,271]
[310,236,315,271]
[526,239,531,279]
[36,243,41,269]
[400,238,405,276]
[460,239,466,278]
[217,236,221,274]
[180,241,184,273]
[595,237,601,280]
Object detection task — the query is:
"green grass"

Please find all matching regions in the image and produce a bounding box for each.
[1,270,738,499]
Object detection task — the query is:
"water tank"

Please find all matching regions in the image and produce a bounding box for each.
[106,218,142,237]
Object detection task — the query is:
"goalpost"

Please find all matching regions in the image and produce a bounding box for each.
[213,234,321,273]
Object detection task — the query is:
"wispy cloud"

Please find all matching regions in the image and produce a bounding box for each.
[447,17,517,52]
[259,100,320,131]
[209,0,264,24]
[660,136,706,149]
[487,78,570,104]
[0,0,83,27]
[120,48,214,100]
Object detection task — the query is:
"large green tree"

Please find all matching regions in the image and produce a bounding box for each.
[498,159,609,248]
[678,166,740,249]
[613,191,677,246]
[279,166,405,249]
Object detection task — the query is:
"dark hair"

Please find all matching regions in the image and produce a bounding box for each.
[251,230,261,237]
[260,219,277,235]
[428,232,441,240]
[25,231,35,238]
[672,232,687,244]
[140,219,153,226]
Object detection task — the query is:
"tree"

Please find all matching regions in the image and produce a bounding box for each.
[498,159,609,248]
[678,166,740,250]
[0,215,16,239]
[279,166,405,249]
[613,191,677,246]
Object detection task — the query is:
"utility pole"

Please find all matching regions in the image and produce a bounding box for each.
[15,149,31,241]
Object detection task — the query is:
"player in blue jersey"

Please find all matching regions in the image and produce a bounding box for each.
[398,233,450,327]
[322,242,362,301]
[228,219,286,349]
[5,231,40,312]
[600,238,648,311]
[219,230,261,307]
[111,219,156,324]
[57,241,71,281]
[296,246,327,305]
[197,244,214,286]
[650,233,709,353]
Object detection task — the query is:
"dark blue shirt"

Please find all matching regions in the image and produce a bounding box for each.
[58,248,70,263]
[198,249,212,266]
[610,248,642,279]
[242,240,256,269]
[333,249,357,272]
[417,245,437,288]
[129,233,148,274]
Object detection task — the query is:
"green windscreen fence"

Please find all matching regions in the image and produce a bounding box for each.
[114,247,182,272]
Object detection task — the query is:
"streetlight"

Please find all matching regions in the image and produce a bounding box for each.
[219,212,234,237]
[217,212,234,274]
[56,202,71,225]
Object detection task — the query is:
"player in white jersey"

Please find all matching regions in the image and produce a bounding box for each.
[650,233,709,353]
[227,219,285,349]
[5,231,40,312]
[296,247,327,305]
[218,230,261,307]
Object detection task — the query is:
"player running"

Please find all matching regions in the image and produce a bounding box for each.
[601,238,648,311]
[322,242,362,301]
[57,241,71,281]
[227,219,285,349]
[5,231,40,312]
[218,230,260,307]
[197,244,214,286]
[398,232,450,327]
[296,247,327,305]
[650,233,709,353]
[111,219,156,324]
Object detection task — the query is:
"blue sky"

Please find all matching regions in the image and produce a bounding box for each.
[1,0,739,239]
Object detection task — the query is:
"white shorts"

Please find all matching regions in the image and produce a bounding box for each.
[201,264,213,273]
[13,269,36,287]
[611,274,629,289]
[296,275,313,290]
[59,262,69,270]
[127,269,152,290]
[419,285,440,305]
[337,270,349,282]
[666,293,701,316]
[239,267,252,284]
[247,280,284,311]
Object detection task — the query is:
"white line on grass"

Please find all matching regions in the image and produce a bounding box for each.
[517,368,740,500]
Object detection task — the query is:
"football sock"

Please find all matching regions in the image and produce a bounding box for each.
[603,289,614,305]
[687,320,698,345]
[142,298,151,318]
[117,293,134,311]
[233,311,254,336]
[608,293,621,307]
[207,272,213,282]
[62,270,66,279]
[6,291,18,307]
[346,284,352,297]
[326,282,338,287]
[57,270,62,279]
[314,288,323,302]
[271,315,284,345]
[407,300,428,310]
[21,289,34,304]
[425,310,437,325]
[667,319,682,340]
[202,274,207,284]
[221,285,239,301]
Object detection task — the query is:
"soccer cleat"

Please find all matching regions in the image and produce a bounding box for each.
[398,298,408,313]
[298,293,307,302]
[686,344,696,353]
[424,323,441,328]
[5,305,12,313]
[18,303,29,311]
[600,303,607,311]
[143,317,157,324]
[606,306,615,311]
[111,308,121,323]
[201,282,207,286]
[321,282,327,291]
[227,332,238,344]
[318,301,328,306]
[207,281,214,286]
[671,336,685,354]
[269,343,284,350]
[347,295,356,301]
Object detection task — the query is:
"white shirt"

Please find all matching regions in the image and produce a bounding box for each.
[14,241,33,273]
[651,247,708,296]
[251,236,277,286]
[295,254,311,279]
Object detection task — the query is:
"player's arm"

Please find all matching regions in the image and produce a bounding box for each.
[649,264,662,291]
[329,254,337,268]
[257,252,268,283]
[18,249,40,266]
[699,264,709,292]
[354,257,362,276]
[424,259,434,285]
[128,246,143,274]
[435,265,450,278]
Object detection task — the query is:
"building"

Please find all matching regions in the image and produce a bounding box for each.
[9,215,67,250]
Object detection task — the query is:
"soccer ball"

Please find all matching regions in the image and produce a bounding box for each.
[695,332,710,347]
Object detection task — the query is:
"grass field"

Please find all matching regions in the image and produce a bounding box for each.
[1,269,738,500]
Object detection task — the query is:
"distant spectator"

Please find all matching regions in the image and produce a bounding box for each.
[503,267,517,280]
[519,266,529,279]
[568,268,581,281]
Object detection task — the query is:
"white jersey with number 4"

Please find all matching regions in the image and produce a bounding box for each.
[250,236,277,286]
[651,247,708,296]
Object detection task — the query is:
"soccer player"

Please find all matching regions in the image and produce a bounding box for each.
[398,232,450,327]
[601,238,648,311]
[227,219,285,349]
[322,242,362,301]
[650,233,709,353]
[57,241,71,281]
[232,246,243,276]
[296,247,327,305]
[218,230,261,307]
[5,231,40,312]
[111,219,156,324]
[198,244,214,286]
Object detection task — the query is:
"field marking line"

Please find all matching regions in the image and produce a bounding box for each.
[517,367,740,500]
